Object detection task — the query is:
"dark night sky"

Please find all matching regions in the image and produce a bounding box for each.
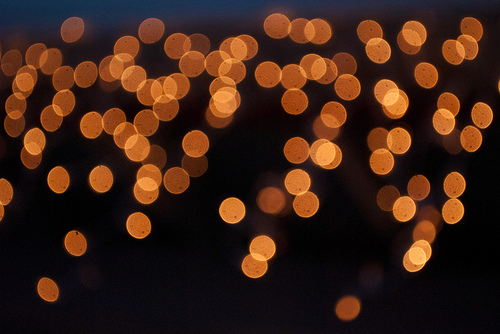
[1,1,500,333]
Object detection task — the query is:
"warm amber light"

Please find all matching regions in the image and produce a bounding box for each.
[181,155,208,178]
[257,187,286,215]
[442,198,464,224]
[457,34,478,60]
[442,39,465,65]
[432,109,455,135]
[437,92,460,116]
[89,165,113,193]
[377,185,400,212]
[403,250,424,272]
[52,65,74,91]
[320,101,346,128]
[60,17,85,43]
[293,191,319,218]
[393,196,416,222]
[414,62,438,89]
[284,137,310,164]
[249,235,276,260]
[163,167,190,194]
[367,127,389,151]
[369,148,394,175]
[443,171,466,198]
[47,166,70,194]
[64,230,87,256]
[335,295,361,322]
[365,38,391,64]
[52,89,75,116]
[25,43,47,69]
[387,127,411,155]
[219,197,246,224]
[126,212,152,239]
[39,48,63,75]
[37,277,59,302]
[255,61,282,88]
[357,20,383,44]
[281,89,308,115]
[413,220,436,243]
[80,111,103,139]
[280,64,307,90]
[124,134,150,162]
[334,74,361,101]
[332,52,357,75]
[138,18,165,44]
[401,21,427,47]
[23,127,46,155]
[407,175,430,201]
[20,147,42,170]
[263,13,291,39]
[284,169,311,195]
[461,17,483,42]
[182,130,209,158]
[471,102,493,129]
[460,125,482,152]
[0,178,14,206]
[74,61,98,88]
[241,253,268,278]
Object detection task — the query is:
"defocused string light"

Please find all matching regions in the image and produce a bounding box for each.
[60,17,85,43]
[64,230,87,256]
[47,166,70,194]
[335,295,361,322]
[37,277,59,302]
[219,197,246,224]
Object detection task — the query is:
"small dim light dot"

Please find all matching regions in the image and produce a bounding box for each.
[60,17,85,43]
[80,111,103,139]
[249,235,276,260]
[443,171,466,198]
[37,277,59,303]
[142,144,167,170]
[313,116,341,140]
[293,191,319,218]
[126,212,151,239]
[442,129,463,154]
[332,52,357,76]
[370,148,394,175]
[0,178,14,206]
[460,125,482,152]
[413,220,436,243]
[281,89,308,115]
[181,154,208,178]
[442,198,464,224]
[64,230,87,256]
[163,167,190,194]
[0,204,4,222]
[335,295,361,322]
[387,127,411,155]
[471,102,493,129]
[20,147,42,169]
[182,130,209,158]
[47,166,70,194]
[393,196,416,222]
[241,253,268,278]
[357,20,383,44]
[89,165,113,193]
[367,127,389,151]
[414,62,438,89]
[407,175,430,201]
[377,185,400,212]
[219,197,245,224]
[334,74,361,101]
[257,187,286,215]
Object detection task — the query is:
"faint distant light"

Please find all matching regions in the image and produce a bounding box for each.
[4,114,25,138]
[98,55,117,83]
[39,48,63,75]
[255,61,282,88]
[283,137,310,164]
[126,212,151,239]
[250,235,276,260]
[263,13,291,39]
[320,101,346,128]
[414,62,438,89]
[184,33,211,56]
[52,89,76,116]
[403,250,424,272]
[163,167,190,194]
[293,191,319,218]
[407,175,430,201]
[401,21,427,47]
[0,178,13,206]
[284,169,311,195]
[182,130,209,158]
[257,187,286,215]
[313,116,340,140]
[60,17,85,43]
[304,18,332,44]
[241,253,268,278]
[20,147,42,169]
[437,92,460,116]
[142,144,167,170]
[25,43,47,69]
[442,129,463,154]
[47,166,70,194]
[365,38,391,64]
[387,127,411,155]
[88,165,113,193]
[205,106,234,129]
[460,125,482,152]
[377,185,400,211]
[471,102,493,129]
[64,230,87,256]
[457,34,478,60]
[181,155,208,178]
[334,74,361,101]
[432,109,455,135]
[442,198,464,224]
[392,196,416,222]
[335,295,361,322]
[138,18,165,44]
[37,277,59,302]
[367,127,389,151]
[1,49,22,76]
[280,64,307,89]
[460,17,483,42]
[133,109,159,136]
[74,61,98,88]
[80,111,103,139]
[219,197,246,224]
[369,148,394,175]
[332,53,357,76]
[281,89,308,115]
[102,107,126,135]
[357,20,383,44]
[418,205,443,230]
[289,18,310,44]
[23,127,46,155]
[124,134,150,162]
[443,171,466,198]
[413,220,436,243]
[442,39,465,65]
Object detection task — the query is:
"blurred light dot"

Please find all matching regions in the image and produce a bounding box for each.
[365,38,391,64]
[37,277,59,302]
[284,169,311,195]
[205,107,233,129]
[432,109,455,135]
[137,164,162,191]
[293,191,319,218]
[24,127,46,155]
[257,187,286,215]
[5,93,26,119]
[4,114,25,138]
[219,197,245,224]
[103,107,126,135]
[411,240,432,263]
[113,122,137,148]
[334,74,361,101]
[320,101,346,128]
[39,48,63,75]
[163,167,190,194]
[437,92,460,116]
[310,140,336,166]
[125,134,150,162]
[442,39,465,65]
[179,51,205,77]
[142,144,167,170]
[457,34,478,60]
[335,295,361,322]
[110,53,135,80]
[98,55,117,83]
[300,54,325,80]
[255,61,281,88]
[89,165,113,193]
[332,52,357,75]
[264,13,291,39]
[20,147,42,169]
[250,235,276,260]
[153,95,179,121]
[133,181,159,204]
[1,49,23,76]
[126,212,151,239]
[401,21,427,46]
[442,198,464,224]
[367,127,389,151]
[134,109,159,136]
[397,30,421,55]
[382,89,408,119]
[114,36,140,58]
[136,79,158,106]
[414,62,438,89]
[387,127,411,155]
[442,129,463,155]
[403,250,424,272]
[182,130,209,158]
[205,50,231,77]
[74,61,98,88]
[138,18,164,44]
[25,43,47,69]
[413,220,436,243]
[209,76,236,95]
[184,33,211,56]
[60,17,84,43]
[0,178,14,206]
[407,175,430,201]
[471,102,493,129]
[357,20,383,44]
[15,70,36,93]
[313,116,340,140]
[64,230,87,256]
[289,18,310,44]
[370,148,394,175]
[121,65,147,92]
[304,18,332,44]
[241,253,268,278]
[163,73,190,99]
[47,166,70,194]
[164,33,189,59]
[284,137,309,164]
[377,185,400,212]
[181,154,208,178]
[460,125,482,152]
[408,246,426,265]
[461,17,483,42]
[374,79,399,106]
[281,89,308,115]
[231,35,258,61]
[0,204,3,222]
[316,58,338,84]
[443,171,466,198]
[280,64,307,89]
[319,142,342,170]
[52,89,75,116]
[80,111,103,139]
[393,196,416,222]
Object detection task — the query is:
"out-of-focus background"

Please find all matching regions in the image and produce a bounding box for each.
[1,1,499,332]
